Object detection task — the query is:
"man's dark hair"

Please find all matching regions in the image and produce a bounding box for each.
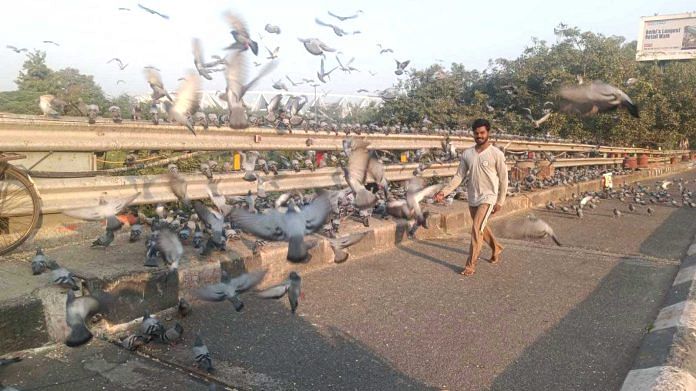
[472,118,491,131]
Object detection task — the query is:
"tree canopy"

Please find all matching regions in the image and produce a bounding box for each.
[1,24,695,149]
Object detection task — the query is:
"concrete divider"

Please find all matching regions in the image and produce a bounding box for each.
[620,237,696,390]
[0,163,692,355]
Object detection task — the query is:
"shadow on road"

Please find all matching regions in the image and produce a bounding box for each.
[488,257,677,390]
[142,296,437,391]
[638,205,696,259]
[395,241,465,273]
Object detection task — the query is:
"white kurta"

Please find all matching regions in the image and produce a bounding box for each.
[441,145,508,207]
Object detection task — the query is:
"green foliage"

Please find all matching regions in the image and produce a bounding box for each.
[374,25,696,148]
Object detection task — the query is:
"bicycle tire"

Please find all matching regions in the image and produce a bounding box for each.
[0,165,42,256]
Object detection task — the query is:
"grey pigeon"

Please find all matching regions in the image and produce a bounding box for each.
[31,248,49,275]
[257,271,301,313]
[48,262,80,290]
[144,68,172,101]
[560,81,639,118]
[514,215,562,246]
[178,297,192,317]
[192,38,213,80]
[197,270,267,311]
[231,193,330,262]
[137,3,169,19]
[120,334,148,351]
[157,229,183,271]
[108,105,122,123]
[141,311,165,341]
[168,164,189,205]
[613,208,622,218]
[107,57,128,70]
[317,58,338,83]
[223,50,277,128]
[86,104,99,124]
[39,94,65,117]
[65,290,108,347]
[328,231,369,263]
[394,59,410,75]
[192,201,226,253]
[315,18,348,36]
[298,38,336,56]
[162,322,184,344]
[224,12,258,55]
[129,219,143,242]
[265,24,281,34]
[327,10,362,21]
[193,335,214,372]
[169,71,201,136]
[62,193,140,222]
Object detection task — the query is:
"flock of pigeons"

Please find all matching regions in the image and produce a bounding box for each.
[2,5,652,390]
[17,4,641,142]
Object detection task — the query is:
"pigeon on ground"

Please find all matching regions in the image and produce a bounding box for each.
[141,311,165,341]
[48,262,80,290]
[193,335,214,373]
[231,193,331,262]
[162,322,184,344]
[258,271,301,313]
[157,229,183,271]
[120,334,148,351]
[178,298,192,317]
[129,219,143,242]
[31,248,49,275]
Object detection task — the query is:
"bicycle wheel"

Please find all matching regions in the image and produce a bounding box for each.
[0,165,42,256]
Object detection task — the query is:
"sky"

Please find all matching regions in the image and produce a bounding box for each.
[0,0,694,99]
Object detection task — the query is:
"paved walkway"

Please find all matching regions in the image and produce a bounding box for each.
[3,171,696,390]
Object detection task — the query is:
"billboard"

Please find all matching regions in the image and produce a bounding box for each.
[636,12,696,61]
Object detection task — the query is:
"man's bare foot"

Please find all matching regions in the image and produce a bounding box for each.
[489,253,502,264]
[460,266,476,276]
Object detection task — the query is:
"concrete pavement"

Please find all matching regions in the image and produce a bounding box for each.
[3,168,696,390]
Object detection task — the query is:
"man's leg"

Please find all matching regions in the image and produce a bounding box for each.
[463,205,489,276]
[483,226,504,264]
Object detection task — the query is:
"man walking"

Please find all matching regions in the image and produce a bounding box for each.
[436,119,508,276]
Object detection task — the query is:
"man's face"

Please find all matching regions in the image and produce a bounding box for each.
[473,126,489,145]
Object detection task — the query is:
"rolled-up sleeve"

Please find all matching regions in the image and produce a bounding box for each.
[441,155,467,197]
[495,150,508,206]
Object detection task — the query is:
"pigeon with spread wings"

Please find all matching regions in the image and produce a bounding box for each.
[231,193,330,262]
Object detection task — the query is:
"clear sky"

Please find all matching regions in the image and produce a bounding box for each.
[1,0,693,98]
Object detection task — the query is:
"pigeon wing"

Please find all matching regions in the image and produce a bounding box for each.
[257,281,290,299]
[301,192,331,234]
[62,192,140,221]
[231,208,287,241]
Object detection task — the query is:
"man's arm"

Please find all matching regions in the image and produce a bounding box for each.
[495,150,508,207]
[439,155,468,197]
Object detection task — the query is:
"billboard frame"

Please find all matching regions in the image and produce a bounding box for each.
[636,12,696,61]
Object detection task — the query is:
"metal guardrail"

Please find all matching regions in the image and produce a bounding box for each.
[28,162,459,215]
[24,156,641,215]
[1,115,688,156]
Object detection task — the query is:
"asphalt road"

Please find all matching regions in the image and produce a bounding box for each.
[3,170,696,390]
